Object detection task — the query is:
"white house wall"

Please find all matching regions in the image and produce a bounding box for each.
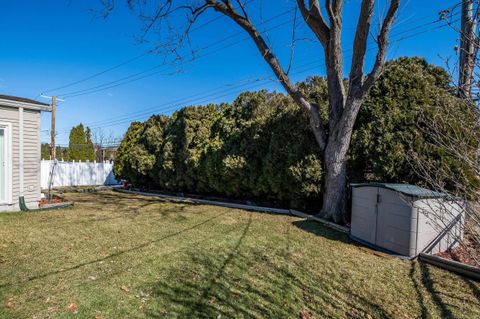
[0,106,41,211]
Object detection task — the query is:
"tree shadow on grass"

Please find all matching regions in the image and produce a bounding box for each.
[0,211,228,289]
[409,261,459,319]
[142,217,392,318]
[291,219,351,243]
[463,276,480,302]
[44,192,194,229]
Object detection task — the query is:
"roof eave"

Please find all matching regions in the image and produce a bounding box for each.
[0,98,51,112]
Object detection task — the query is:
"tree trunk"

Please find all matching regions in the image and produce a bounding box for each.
[204,0,400,224]
[320,97,362,223]
[320,135,349,224]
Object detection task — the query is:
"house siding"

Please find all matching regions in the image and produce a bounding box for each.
[0,106,41,211]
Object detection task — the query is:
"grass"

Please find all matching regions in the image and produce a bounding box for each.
[0,191,479,318]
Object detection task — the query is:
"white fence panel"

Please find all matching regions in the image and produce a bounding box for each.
[41,160,119,188]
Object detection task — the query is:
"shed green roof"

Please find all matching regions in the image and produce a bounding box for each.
[350,183,446,198]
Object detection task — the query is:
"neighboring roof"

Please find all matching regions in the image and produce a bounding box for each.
[351,183,446,198]
[0,94,50,111]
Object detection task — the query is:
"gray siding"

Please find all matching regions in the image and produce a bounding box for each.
[0,106,41,211]
[351,185,464,257]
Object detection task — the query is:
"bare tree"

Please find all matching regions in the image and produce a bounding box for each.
[408,98,480,265]
[104,0,401,223]
[410,1,480,264]
[92,127,120,162]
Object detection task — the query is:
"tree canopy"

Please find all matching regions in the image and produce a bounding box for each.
[66,123,96,161]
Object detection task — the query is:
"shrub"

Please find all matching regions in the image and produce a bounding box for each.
[349,57,478,191]
[114,57,479,209]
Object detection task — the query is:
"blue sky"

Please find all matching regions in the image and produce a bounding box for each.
[0,1,460,145]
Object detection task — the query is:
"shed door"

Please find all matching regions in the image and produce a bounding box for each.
[376,188,414,256]
[351,187,378,244]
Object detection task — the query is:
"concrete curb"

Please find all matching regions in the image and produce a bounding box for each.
[114,188,292,215]
[114,189,350,234]
[419,253,480,281]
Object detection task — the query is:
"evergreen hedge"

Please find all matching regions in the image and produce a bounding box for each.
[114,57,479,210]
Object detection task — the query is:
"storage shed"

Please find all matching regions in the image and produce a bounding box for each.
[350,183,464,257]
[0,95,50,212]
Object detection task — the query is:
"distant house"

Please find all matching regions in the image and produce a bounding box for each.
[0,95,50,211]
[95,145,118,162]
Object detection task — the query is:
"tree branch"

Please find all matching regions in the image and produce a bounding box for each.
[297,0,330,46]
[207,0,327,150]
[348,0,375,92]
[323,0,345,129]
[286,6,299,75]
[363,0,401,91]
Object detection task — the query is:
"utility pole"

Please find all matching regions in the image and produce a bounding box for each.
[459,0,477,100]
[40,94,64,200]
[40,95,64,160]
[50,96,56,160]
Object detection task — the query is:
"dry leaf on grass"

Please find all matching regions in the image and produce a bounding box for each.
[5,298,16,309]
[95,314,103,319]
[120,285,130,292]
[67,303,78,313]
[300,309,312,319]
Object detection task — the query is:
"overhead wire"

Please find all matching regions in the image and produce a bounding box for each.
[41,1,256,95]
[61,12,295,98]
[54,9,459,136]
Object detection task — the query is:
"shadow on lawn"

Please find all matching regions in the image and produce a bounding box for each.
[142,217,391,318]
[408,261,471,319]
[294,219,478,318]
[463,276,480,302]
[291,219,350,243]
[44,192,193,228]
[0,211,228,289]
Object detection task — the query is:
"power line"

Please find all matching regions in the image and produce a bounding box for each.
[55,13,456,135]
[42,1,286,97]
[55,57,325,133]
[42,53,150,94]
[58,9,295,99]
[40,3,253,95]
[60,8,449,100]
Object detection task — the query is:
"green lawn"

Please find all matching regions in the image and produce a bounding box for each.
[0,191,479,318]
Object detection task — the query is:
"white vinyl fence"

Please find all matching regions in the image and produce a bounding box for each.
[41,160,119,188]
